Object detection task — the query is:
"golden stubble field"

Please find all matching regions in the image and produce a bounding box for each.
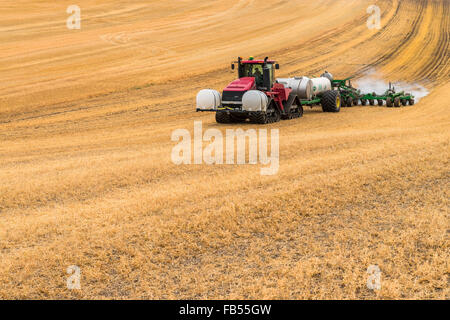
[0,0,448,299]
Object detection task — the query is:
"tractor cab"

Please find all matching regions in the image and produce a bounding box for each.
[332,77,353,89]
[231,57,279,91]
[386,82,396,95]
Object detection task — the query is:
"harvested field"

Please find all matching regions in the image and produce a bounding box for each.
[0,0,448,299]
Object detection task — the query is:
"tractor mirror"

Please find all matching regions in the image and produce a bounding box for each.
[231,64,235,70]
[275,64,280,69]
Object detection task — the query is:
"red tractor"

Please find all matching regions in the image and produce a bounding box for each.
[196,57,341,124]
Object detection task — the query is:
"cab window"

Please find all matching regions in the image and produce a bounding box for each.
[266,64,274,83]
[243,64,264,86]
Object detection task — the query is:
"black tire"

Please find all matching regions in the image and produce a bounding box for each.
[346,97,353,107]
[353,98,360,106]
[271,106,281,123]
[386,97,393,107]
[401,99,408,106]
[249,112,267,124]
[377,100,384,106]
[230,114,247,123]
[281,96,303,120]
[282,104,303,120]
[297,105,304,118]
[369,99,375,106]
[321,90,341,112]
[409,98,415,105]
[249,101,281,124]
[394,97,401,107]
[361,99,367,106]
[405,93,413,106]
[215,111,232,123]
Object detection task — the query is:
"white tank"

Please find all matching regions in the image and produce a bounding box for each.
[276,77,313,100]
[196,89,221,110]
[242,90,269,112]
[311,77,332,96]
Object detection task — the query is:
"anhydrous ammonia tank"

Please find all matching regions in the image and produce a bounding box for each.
[196,89,221,110]
[242,90,269,111]
[310,77,332,96]
[276,77,313,100]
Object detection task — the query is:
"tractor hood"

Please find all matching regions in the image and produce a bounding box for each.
[223,77,255,92]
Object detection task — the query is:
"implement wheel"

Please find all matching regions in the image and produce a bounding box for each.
[321,90,341,112]
[346,97,353,107]
[386,97,393,107]
[377,100,384,106]
[405,93,414,106]
[401,99,408,106]
[369,99,375,106]
[394,97,401,107]
[361,99,367,106]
